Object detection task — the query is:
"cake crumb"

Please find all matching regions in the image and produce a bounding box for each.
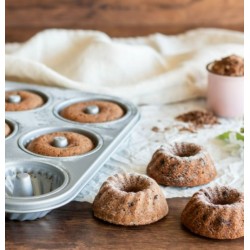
[176,110,219,129]
[164,127,171,131]
[179,126,196,133]
[151,126,160,132]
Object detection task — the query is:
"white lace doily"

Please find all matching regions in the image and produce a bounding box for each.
[75,98,243,202]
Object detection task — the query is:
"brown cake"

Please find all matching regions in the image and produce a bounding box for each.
[92,173,168,226]
[60,100,124,123]
[181,186,244,239]
[210,55,244,77]
[147,142,217,187]
[27,131,94,157]
[5,122,11,137]
[5,90,44,111]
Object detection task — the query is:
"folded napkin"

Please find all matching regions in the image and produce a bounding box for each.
[6,28,243,104]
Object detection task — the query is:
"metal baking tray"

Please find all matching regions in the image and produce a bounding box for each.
[5,81,140,221]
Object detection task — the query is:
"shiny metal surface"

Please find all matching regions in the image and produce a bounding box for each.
[5,81,140,220]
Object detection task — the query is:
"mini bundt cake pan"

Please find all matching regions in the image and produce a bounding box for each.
[92,173,168,226]
[5,81,140,221]
[181,186,244,239]
[147,142,217,187]
[5,161,69,221]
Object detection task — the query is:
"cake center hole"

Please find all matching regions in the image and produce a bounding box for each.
[52,136,68,148]
[84,105,100,115]
[7,95,22,103]
[13,173,33,197]
[121,182,149,193]
[174,144,201,157]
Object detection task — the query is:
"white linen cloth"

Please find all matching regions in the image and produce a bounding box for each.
[5,28,243,201]
[6,28,243,104]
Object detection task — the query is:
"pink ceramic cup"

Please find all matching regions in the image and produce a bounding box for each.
[206,62,244,118]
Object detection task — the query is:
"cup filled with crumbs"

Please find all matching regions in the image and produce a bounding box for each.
[206,55,244,118]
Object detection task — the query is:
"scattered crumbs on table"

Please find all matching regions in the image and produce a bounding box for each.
[175,110,219,128]
[164,127,171,131]
[178,125,196,133]
[151,126,160,132]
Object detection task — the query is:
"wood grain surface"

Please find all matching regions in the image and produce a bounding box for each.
[6,0,244,42]
[5,198,243,250]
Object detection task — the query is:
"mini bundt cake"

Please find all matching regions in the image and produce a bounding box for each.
[27,131,94,157]
[92,173,168,226]
[5,90,44,111]
[5,122,11,137]
[60,100,124,123]
[181,186,244,239]
[147,142,217,187]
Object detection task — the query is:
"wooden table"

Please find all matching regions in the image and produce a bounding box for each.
[6,0,243,42]
[6,198,243,249]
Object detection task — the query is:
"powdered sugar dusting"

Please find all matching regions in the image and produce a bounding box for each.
[195,185,243,208]
[160,142,204,162]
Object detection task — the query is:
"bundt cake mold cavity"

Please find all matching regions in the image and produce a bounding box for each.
[92,173,169,226]
[181,186,244,239]
[147,142,217,187]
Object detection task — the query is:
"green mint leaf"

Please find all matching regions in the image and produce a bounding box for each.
[217,131,231,140]
[236,132,244,141]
